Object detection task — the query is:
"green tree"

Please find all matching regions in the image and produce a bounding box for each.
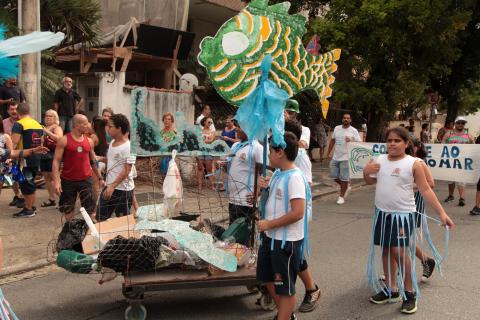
[310,0,474,140]
[430,0,480,121]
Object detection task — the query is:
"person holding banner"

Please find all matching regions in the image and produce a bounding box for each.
[441,116,474,207]
[363,127,454,314]
[327,113,361,205]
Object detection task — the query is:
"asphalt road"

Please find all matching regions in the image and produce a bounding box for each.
[2,182,480,320]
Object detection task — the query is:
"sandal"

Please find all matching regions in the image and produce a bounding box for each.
[41,199,56,207]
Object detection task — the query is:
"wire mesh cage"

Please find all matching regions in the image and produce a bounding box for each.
[52,154,261,281]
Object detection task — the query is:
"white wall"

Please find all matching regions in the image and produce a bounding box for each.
[97,71,195,126]
[98,72,130,117]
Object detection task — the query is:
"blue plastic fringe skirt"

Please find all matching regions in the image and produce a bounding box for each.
[367,201,449,299]
[0,288,19,320]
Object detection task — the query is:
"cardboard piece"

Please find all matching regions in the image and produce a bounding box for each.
[82,215,140,254]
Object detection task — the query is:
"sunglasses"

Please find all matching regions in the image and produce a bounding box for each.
[456,122,466,125]
[207,121,213,124]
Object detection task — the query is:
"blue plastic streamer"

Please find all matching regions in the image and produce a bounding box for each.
[234,55,290,149]
[0,24,64,82]
[367,207,449,300]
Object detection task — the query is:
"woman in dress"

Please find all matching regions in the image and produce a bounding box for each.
[313,117,330,161]
[159,113,177,175]
[197,116,216,190]
[41,109,63,207]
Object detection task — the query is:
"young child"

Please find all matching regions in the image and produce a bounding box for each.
[410,139,437,281]
[227,128,263,229]
[284,119,320,312]
[96,113,136,221]
[363,127,454,314]
[256,132,312,320]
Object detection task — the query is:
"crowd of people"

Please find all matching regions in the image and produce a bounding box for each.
[0,77,136,222]
[0,75,476,319]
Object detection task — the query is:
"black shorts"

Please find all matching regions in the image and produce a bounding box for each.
[59,178,96,215]
[228,203,256,225]
[257,236,303,296]
[19,166,38,195]
[373,211,414,248]
[96,188,134,221]
[40,158,53,172]
[477,177,480,191]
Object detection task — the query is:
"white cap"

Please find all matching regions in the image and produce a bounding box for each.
[455,116,467,123]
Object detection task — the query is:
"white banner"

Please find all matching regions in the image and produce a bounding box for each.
[348,142,480,183]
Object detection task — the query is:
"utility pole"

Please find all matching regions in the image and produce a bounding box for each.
[20,0,41,120]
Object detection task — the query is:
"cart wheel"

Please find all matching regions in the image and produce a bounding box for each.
[246,285,259,293]
[259,293,276,311]
[124,304,147,320]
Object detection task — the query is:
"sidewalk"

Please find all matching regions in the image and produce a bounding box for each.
[0,160,359,277]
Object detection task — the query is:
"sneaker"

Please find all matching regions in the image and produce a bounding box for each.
[15,197,25,208]
[400,291,417,314]
[470,206,480,215]
[9,196,19,206]
[298,285,321,313]
[421,258,436,282]
[369,290,401,304]
[13,207,36,218]
[336,196,345,205]
[458,198,466,207]
[444,195,454,203]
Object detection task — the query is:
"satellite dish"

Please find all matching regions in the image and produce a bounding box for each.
[179,73,199,91]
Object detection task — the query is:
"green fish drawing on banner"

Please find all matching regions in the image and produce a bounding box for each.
[198,0,341,118]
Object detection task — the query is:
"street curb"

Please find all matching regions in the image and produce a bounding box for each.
[0,259,54,278]
[0,183,369,278]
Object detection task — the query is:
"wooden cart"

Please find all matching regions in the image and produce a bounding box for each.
[122,267,274,320]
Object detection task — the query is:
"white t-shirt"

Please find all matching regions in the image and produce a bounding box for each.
[196,114,216,132]
[374,154,417,213]
[106,140,136,191]
[265,169,308,241]
[300,126,311,149]
[332,125,361,161]
[295,149,312,184]
[228,141,263,206]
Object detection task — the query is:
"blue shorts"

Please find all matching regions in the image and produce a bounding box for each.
[257,236,303,296]
[330,159,349,182]
[373,211,414,248]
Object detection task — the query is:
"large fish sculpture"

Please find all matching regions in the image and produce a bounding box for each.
[198,0,341,117]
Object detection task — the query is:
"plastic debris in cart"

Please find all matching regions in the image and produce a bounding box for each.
[135,219,238,272]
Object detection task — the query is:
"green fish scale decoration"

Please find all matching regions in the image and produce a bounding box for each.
[198,0,341,117]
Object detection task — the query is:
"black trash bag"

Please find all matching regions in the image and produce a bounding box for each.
[97,236,168,273]
[56,219,88,253]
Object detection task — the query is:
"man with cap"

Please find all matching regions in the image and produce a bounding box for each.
[442,116,474,207]
[327,113,361,205]
[284,99,312,184]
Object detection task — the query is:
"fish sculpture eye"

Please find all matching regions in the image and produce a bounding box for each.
[221,31,250,56]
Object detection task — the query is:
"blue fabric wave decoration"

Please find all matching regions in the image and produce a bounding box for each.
[0,24,64,82]
[367,207,449,300]
[235,55,289,148]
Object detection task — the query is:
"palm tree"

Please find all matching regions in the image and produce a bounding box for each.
[41,0,101,49]
[1,0,102,112]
